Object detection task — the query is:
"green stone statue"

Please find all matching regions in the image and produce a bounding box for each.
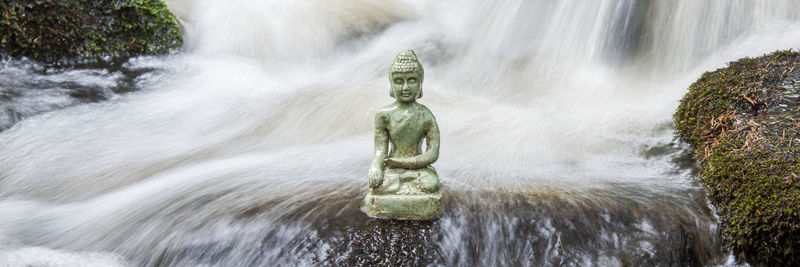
[364,49,443,220]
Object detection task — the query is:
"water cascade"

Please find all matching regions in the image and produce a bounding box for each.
[2,0,800,265]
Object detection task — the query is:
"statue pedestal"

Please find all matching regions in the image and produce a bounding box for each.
[364,191,443,220]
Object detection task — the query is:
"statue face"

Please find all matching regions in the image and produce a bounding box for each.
[391,72,422,103]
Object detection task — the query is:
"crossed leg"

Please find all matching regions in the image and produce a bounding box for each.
[372,167,439,195]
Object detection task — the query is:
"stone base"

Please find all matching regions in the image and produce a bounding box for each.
[364,191,443,220]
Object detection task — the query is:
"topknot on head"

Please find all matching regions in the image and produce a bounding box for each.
[390,49,424,80]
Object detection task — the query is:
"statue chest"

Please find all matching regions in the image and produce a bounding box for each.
[386,111,426,147]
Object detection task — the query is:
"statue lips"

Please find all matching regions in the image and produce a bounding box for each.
[398,90,413,101]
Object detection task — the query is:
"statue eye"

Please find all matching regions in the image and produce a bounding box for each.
[408,78,417,83]
[394,78,403,84]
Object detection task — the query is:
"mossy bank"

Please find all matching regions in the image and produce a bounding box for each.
[1,0,182,64]
[675,49,800,265]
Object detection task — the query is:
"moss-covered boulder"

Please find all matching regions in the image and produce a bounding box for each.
[0,0,182,64]
[675,49,800,265]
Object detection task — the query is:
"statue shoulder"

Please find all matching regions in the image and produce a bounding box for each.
[374,105,394,123]
[417,104,436,120]
[376,104,395,116]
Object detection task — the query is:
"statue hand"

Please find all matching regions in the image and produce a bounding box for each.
[368,166,383,188]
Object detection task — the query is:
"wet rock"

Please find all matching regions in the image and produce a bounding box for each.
[141,184,724,266]
[674,49,800,265]
[0,0,182,64]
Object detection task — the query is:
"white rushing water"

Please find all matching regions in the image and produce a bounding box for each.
[1,0,800,265]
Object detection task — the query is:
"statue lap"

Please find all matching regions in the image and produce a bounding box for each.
[365,167,443,220]
[372,167,439,195]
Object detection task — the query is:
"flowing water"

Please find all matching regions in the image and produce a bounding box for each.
[2,0,800,266]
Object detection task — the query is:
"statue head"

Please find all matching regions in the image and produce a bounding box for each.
[389,49,424,102]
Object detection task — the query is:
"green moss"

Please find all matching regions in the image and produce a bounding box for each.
[0,0,182,64]
[674,49,800,265]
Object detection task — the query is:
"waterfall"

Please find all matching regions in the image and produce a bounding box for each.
[1,0,799,265]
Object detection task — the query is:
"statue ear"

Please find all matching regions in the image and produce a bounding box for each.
[389,74,395,98]
[417,86,422,98]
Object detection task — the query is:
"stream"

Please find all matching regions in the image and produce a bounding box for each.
[2,0,800,265]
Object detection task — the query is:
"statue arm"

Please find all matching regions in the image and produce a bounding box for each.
[369,112,388,187]
[371,114,389,168]
[385,114,439,169]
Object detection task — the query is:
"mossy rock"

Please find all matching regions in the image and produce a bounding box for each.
[0,0,182,64]
[674,49,800,265]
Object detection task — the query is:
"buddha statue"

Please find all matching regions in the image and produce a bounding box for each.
[364,49,443,220]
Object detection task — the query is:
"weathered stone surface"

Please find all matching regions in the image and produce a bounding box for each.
[0,0,182,64]
[674,49,800,265]
[364,191,443,220]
